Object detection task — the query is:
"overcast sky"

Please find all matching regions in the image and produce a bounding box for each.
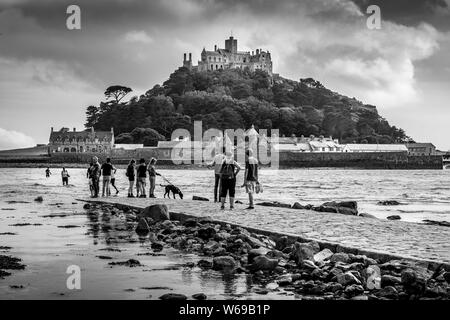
[0,0,449,150]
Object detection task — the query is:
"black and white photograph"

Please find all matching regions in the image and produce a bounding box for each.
[0,0,449,311]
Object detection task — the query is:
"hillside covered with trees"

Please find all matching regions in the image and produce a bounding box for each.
[85,68,410,146]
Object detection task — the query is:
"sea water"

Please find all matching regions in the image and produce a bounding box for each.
[0,168,449,299]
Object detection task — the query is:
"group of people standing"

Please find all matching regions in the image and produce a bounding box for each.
[86,157,119,198]
[125,158,160,198]
[45,149,261,209]
[209,149,260,210]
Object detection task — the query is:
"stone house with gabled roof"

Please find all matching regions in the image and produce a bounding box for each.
[48,127,114,154]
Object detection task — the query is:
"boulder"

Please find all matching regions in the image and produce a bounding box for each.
[248,248,270,264]
[266,282,279,290]
[251,256,278,272]
[325,283,343,293]
[159,293,187,300]
[301,260,319,271]
[276,274,293,286]
[336,201,358,210]
[365,265,381,290]
[344,284,364,297]
[183,218,198,228]
[358,213,377,219]
[377,286,398,299]
[193,196,209,202]
[203,241,220,252]
[378,200,401,206]
[212,256,236,271]
[197,227,216,240]
[292,241,320,265]
[135,218,152,234]
[151,241,164,251]
[292,202,307,210]
[387,215,401,221]
[330,252,350,264]
[83,203,91,210]
[141,205,169,222]
[246,235,267,249]
[444,272,450,283]
[320,201,358,215]
[313,249,334,263]
[275,236,289,251]
[197,259,213,269]
[422,220,450,227]
[338,207,358,216]
[381,275,401,287]
[257,202,292,208]
[34,196,44,202]
[401,269,426,295]
[192,293,207,300]
[337,272,361,286]
[315,206,338,213]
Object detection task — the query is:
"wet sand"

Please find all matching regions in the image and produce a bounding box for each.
[0,193,294,300]
[1,168,450,299]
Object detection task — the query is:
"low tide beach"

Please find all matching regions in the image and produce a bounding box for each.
[1,167,449,300]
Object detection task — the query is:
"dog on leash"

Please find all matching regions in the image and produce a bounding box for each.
[161,184,184,199]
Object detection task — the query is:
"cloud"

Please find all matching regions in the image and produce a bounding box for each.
[0,0,449,148]
[0,127,36,150]
[124,30,153,44]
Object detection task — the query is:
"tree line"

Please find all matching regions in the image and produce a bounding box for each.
[85,68,411,146]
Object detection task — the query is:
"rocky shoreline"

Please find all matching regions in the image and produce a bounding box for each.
[82,202,450,300]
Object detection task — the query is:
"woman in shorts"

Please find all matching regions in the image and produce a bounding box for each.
[136,158,147,198]
[126,159,136,198]
[242,149,259,210]
[219,151,241,210]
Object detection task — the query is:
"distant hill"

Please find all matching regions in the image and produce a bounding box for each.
[86,68,410,146]
[0,146,48,157]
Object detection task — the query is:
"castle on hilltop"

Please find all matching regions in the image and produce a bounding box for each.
[183,35,273,76]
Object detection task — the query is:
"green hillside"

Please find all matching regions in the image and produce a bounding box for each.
[86,67,410,146]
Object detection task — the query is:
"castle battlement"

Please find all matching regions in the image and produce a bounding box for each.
[183,36,273,76]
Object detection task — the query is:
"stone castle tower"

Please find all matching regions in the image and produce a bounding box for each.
[182,35,273,76]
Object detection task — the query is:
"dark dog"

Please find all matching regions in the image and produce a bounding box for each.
[161,184,184,199]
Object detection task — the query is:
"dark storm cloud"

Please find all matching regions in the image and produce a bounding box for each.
[0,0,449,150]
[351,0,450,30]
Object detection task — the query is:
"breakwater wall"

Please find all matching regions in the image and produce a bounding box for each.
[278,152,443,169]
[0,150,443,169]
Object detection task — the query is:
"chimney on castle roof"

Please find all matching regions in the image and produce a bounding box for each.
[51,127,54,133]
[73,127,76,132]
[256,49,259,55]
[183,53,187,62]
[214,45,217,51]
[189,53,192,61]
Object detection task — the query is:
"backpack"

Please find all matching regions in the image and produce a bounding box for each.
[126,165,134,177]
[221,162,235,179]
